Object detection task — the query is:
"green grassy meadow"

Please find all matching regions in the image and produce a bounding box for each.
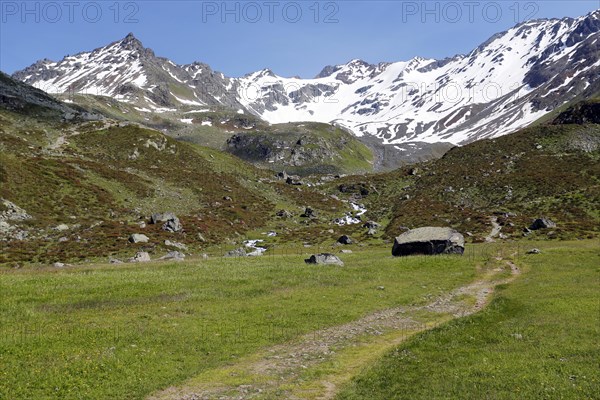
[337,240,600,399]
[0,247,479,399]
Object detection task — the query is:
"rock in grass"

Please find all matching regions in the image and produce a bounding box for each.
[129,251,151,263]
[164,240,187,250]
[305,253,344,266]
[526,248,541,254]
[150,212,177,224]
[392,227,464,256]
[53,224,69,231]
[529,218,556,230]
[363,221,380,229]
[150,212,183,232]
[162,218,182,233]
[337,235,353,245]
[159,251,185,261]
[224,247,247,257]
[129,233,149,243]
[53,262,65,268]
[276,209,292,218]
[300,207,315,218]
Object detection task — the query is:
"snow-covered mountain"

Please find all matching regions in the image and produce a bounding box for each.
[13,10,600,147]
[235,10,600,145]
[13,33,243,112]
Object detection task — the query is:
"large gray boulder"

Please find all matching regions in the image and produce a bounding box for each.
[149,212,183,232]
[129,251,151,263]
[305,253,344,266]
[392,227,464,256]
[529,218,556,230]
[150,212,177,224]
[129,233,149,243]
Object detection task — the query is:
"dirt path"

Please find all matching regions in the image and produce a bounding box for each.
[485,217,502,242]
[149,258,521,400]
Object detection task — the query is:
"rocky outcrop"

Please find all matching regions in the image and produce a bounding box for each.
[392,227,464,256]
[552,101,600,125]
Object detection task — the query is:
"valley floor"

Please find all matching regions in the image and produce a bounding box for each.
[0,241,597,399]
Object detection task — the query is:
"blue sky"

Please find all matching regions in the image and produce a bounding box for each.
[1,1,599,77]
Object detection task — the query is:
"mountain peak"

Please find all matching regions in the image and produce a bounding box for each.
[118,32,145,51]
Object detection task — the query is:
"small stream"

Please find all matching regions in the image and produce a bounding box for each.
[335,203,367,226]
[243,239,267,256]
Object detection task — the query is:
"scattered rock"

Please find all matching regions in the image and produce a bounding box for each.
[129,251,151,263]
[150,212,182,232]
[109,257,124,264]
[164,240,187,250]
[526,248,541,254]
[337,235,353,245]
[201,253,209,260]
[223,196,233,202]
[392,227,465,256]
[129,233,149,243]
[163,218,183,233]
[54,224,69,232]
[305,253,344,266]
[376,286,385,290]
[529,217,556,230]
[300,207,315,218]
[53,262,65,268]
[224,248,247,257]
[58,237,68,242]
[1,199,32,221]
[197,233,206,242]
[159,251,185,261]
[286,176,302,186]
[363,221,380,229]
[367,228,377,236]
[340,249,353,254]
[276,209,293,218]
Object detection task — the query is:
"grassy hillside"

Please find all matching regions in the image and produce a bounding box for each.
[337,240,600,399]
[324,118,600,242]
[226,122,374,176]
[0,108,354,265]
[53,94,374,175]
[388,123,600,240]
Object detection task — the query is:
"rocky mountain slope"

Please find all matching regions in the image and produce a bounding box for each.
[12,10,600,162]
